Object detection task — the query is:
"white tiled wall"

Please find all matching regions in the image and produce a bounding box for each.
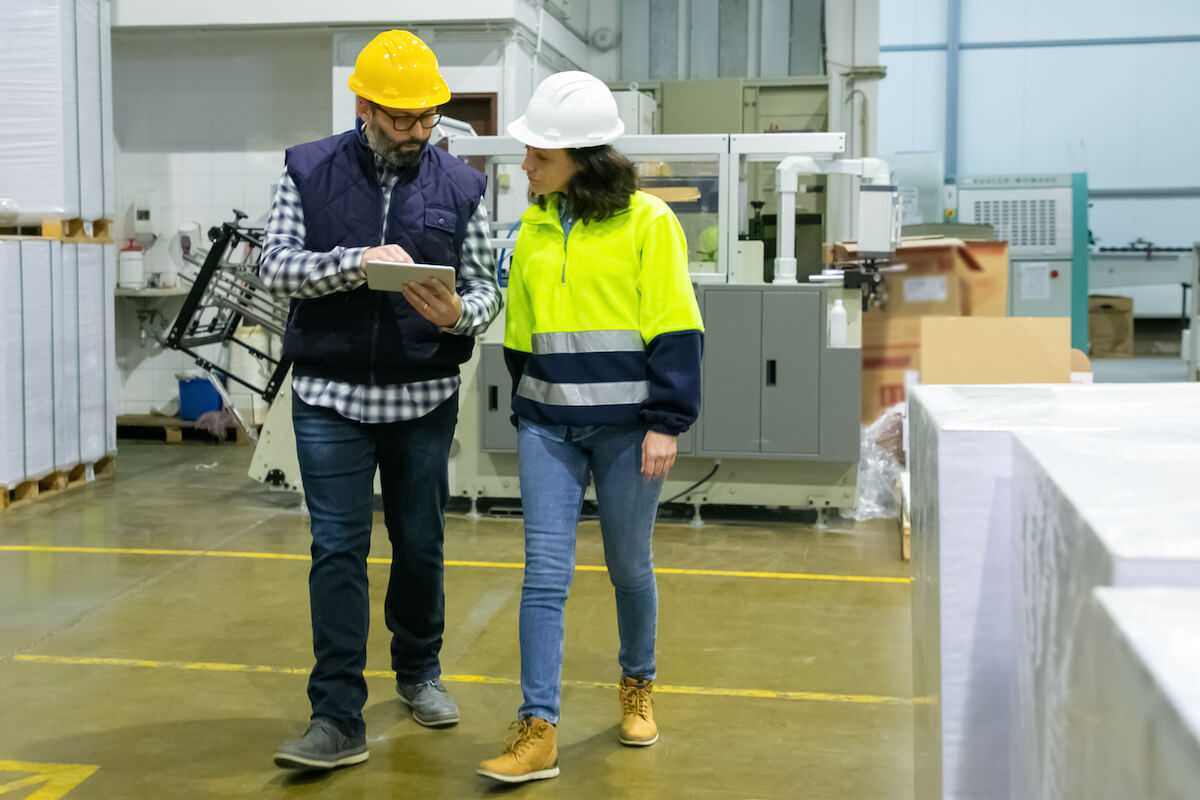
[114,149,285,417]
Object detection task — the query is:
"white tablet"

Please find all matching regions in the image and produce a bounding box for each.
[364,261,456,293]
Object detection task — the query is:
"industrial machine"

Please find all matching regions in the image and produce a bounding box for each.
[953,173,1090,351]
[447,132,897,520]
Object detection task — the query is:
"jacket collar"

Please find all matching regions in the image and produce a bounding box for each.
[521,191,637,228]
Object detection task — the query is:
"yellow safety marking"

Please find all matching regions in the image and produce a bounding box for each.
[14,655,308,676]
[649,566,909,584]
[0,545,910,584]
[14,655,910,706]
[0,761,98,799]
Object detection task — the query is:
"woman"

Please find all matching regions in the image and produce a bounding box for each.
[477,71,704,784]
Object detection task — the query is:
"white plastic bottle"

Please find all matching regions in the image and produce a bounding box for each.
[829,297,848,348]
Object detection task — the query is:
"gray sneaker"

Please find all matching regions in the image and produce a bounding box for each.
[273,719,368,770]
[396,678,460,727]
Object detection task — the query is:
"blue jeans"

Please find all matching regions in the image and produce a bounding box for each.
[292,393,458,737]
[517,420,663,723]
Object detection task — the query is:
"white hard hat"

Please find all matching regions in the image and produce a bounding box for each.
[507,71,625,149]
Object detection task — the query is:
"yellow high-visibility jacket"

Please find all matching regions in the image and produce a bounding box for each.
[503,190,704,434]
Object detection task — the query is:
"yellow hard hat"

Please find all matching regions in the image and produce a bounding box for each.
[348,30,450,109]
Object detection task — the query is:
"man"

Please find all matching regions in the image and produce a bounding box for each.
[261,30,500,771]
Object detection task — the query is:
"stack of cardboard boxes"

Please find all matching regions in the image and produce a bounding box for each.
[836,237,1073,423]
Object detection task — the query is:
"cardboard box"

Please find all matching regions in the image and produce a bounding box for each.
[837,236,1004,325]
[919,317,1071,385]
[862,316,922,423]
[1089,295,1134,358]
[961,240,1009,317]
[861,316,1072,423]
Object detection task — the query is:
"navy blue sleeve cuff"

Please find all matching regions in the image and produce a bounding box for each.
[503,347,531,427]
[639,330,703,435]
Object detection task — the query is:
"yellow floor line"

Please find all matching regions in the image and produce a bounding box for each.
[0,545,910,585]
[11,654,909,706]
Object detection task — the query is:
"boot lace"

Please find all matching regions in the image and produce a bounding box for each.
[504,718,545,757]
[621,680,652,720]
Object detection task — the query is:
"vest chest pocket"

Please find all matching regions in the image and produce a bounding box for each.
[423,206,458,266]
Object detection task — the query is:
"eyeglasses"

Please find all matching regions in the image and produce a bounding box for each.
[373,105,443,131]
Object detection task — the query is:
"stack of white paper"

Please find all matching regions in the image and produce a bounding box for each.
[0,240,117,489]
[0,243,26,487]
[1012,427,1200,800]
[1073,588,1200,800]
[908,383,1200,800]
[75,0,104,221]
[0,0,113,224]
[0,1,81,222]
[19,242,57,481]
[53,244,83,468]
[99,0,116,219]
[78,244,109,463]
[104,243,118,453]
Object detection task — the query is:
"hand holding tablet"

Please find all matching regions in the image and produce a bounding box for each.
[364,260,457,293]
[364,257,462,328]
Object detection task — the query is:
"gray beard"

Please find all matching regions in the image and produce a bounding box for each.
[364,120,425,170]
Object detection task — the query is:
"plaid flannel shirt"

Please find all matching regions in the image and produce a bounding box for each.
[260,153,500,423]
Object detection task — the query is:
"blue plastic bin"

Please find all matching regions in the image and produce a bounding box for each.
[178,377,222,421]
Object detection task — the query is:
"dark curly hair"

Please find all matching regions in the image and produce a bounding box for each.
[536,145,639,224]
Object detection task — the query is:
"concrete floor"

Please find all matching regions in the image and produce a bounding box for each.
[0,442,913,799]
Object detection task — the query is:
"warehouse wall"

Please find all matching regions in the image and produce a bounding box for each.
[110,28,330,414]
[878,0,1200,249]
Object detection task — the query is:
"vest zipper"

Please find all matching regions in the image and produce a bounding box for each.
[371,179,387,383]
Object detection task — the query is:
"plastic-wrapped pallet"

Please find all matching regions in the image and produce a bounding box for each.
[53,244,83,468]
[1073,588,1200,800]
[0,243,25,487]
[0,1,81,222]
[908,383,1200,800]
[1012,427,1200,800]
[77,243,109,463]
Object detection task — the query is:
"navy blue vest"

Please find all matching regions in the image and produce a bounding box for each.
[282,123,487,385]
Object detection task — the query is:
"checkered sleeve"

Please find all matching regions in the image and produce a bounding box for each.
[259,170,368,298]
[448,201,502,336]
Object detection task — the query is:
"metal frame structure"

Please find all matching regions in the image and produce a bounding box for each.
[165,214,290,444]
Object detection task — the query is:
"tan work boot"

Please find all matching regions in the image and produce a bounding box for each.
[619,677,659,746]
[477,717,560,783]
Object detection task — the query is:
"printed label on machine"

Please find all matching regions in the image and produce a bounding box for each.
[902,275,948,304]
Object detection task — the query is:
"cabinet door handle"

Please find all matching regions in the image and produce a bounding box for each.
[765,359,777,386]
[488,386,499,411]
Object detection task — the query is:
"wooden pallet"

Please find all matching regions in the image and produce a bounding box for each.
[116,414,251,445]
[0,218,113,243]
[898,471,912,562]
[117,414,192,443]
[1,455,116,513]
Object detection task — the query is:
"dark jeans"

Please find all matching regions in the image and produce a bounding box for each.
[292,393,458,736]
